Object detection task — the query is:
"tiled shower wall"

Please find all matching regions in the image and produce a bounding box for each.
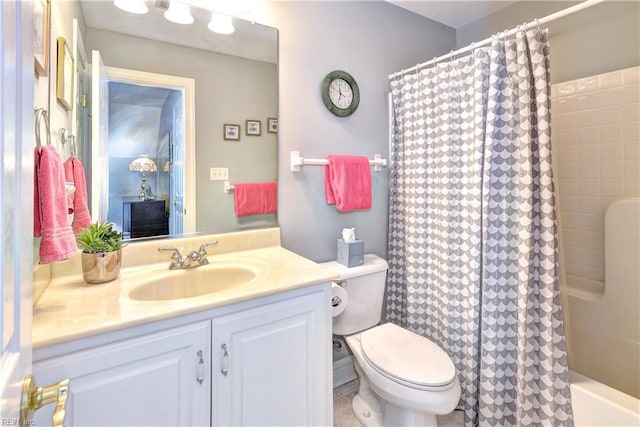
[552,66,640,282]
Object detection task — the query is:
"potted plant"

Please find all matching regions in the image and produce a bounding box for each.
[77,222,123,284]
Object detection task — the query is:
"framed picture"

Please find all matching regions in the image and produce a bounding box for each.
[245,120,261,136]
[267,117,278,134]
[224,124,240,141]
[56,37,74,110]
[34,0,50,77]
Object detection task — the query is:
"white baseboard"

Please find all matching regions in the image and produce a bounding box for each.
[333,355,357,389]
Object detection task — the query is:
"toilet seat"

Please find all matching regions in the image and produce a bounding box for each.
[359,323,456,390]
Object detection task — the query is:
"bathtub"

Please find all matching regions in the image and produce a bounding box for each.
[571,371,640,426]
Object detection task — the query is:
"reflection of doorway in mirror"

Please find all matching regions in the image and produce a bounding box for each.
[170,103,184,236]
[96,65,195,239]
[107,81,182,239]
[91,64,196,238]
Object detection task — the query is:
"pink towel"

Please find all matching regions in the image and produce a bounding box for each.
[64,156,91,233]
[233,182,278,217]
[34,146,78,264]
[324,155,372,212]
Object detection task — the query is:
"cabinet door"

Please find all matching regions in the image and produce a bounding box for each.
[33,321,211,427]
[212,291,331,426]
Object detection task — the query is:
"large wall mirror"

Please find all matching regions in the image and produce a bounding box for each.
[75,1,278,240]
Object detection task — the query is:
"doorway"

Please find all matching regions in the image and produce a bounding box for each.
[92,64,196,237]
[106,81,183,238]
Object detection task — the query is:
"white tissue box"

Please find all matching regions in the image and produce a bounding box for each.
[337,239,364,268]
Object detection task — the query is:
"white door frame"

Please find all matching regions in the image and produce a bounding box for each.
[0,0,34,421]
[104,66,196,233]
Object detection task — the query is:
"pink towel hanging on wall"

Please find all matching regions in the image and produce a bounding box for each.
[34,146,79,263]
[64,156,92,233]
[233,182,278,217]
[324,155,372,212]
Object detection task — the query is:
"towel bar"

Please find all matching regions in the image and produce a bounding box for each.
[224,181,235,193]
[290,151,387,173]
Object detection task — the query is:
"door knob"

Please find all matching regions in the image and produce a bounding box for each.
[20,375,70,427]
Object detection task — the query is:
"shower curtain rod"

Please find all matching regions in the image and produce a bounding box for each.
[389,0,607,79]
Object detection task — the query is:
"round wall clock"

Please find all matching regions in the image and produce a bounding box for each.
[321,70,360,117]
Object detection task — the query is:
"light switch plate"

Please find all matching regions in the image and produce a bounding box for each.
[210,167,229,180]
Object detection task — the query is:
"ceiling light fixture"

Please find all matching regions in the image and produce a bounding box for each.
[208,12,235,35]
[114,0,149,14]
[213,0,255,15]
[164,0,194,25]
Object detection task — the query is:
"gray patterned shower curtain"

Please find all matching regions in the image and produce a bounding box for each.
[386,30,573,426]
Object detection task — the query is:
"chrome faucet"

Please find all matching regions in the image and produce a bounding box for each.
[157,247,184,270]
[158,241,218,270]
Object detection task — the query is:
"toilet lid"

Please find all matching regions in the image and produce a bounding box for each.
[360,323,456,387]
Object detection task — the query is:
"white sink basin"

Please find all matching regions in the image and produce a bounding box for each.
[128,264,258,301]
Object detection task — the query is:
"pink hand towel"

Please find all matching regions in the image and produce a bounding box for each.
[263,182,277,214]
[64,156,92,233]
[34,146,78,263]
[324,155,372,212]
[234,182,278,217]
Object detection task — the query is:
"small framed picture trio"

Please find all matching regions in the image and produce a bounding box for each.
[223,118,277,141]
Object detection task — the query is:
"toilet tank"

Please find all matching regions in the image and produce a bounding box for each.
[321,254,389,336]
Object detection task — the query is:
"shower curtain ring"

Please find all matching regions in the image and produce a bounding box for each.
[535,18,541,31]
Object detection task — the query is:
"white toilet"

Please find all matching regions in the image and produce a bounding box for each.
[322,254,461,427]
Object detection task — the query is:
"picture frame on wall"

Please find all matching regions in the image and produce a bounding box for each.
[224,124,240,141]
[56,37,74,110]
[267,118,278,134]
[246,120,261,136]
[34,0,50,77]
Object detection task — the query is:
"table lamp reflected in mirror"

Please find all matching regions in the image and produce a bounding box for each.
[129,154,157,200]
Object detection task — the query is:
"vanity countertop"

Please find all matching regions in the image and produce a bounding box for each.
[32,230,338,349]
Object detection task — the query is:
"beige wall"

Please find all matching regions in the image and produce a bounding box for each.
[456,1,640,84]
[554,67,640,399]
[552,66,640,282]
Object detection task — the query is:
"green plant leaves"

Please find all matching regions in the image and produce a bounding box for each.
[76,222,123,254]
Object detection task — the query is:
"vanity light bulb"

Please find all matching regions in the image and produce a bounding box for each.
[208,13,235,35]
[164,0,194,25]
[114,0,148,14]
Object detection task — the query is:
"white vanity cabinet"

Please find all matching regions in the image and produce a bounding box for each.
[212,291,328,426]
[32,285,331,427]
[32,321,211,426]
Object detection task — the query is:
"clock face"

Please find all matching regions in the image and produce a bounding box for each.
[321,70,360,117]
[329,78,354,109]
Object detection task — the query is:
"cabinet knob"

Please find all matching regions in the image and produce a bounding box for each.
[20,375,70,427]
[221,343,229,376]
